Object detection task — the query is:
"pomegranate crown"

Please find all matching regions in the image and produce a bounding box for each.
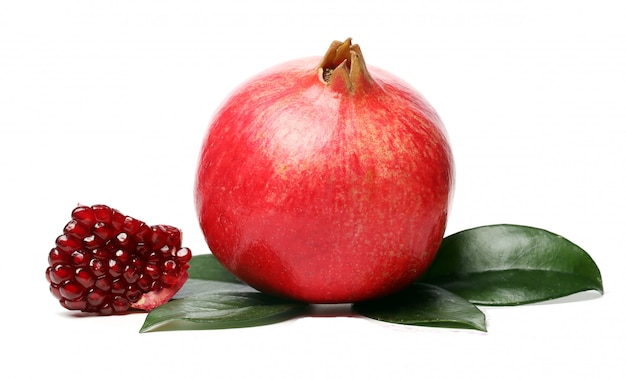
[317,38,374,93]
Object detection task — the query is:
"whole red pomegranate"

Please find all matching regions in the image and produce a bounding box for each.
[195,39,454,303]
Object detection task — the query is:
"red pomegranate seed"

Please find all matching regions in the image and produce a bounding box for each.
[70,250,89,267]
[114,249,131,263]
[115,232,133,249]
[48,248,67,265]
[112,296,130,313]
[126,287,142,303]
[162,259,177,272]
[59,281,85,301]
[136,275,152,291]
[83,234,105,250]
[160,271,179,287]
[49,264,73,285]
[92,204,113,223]
[93,222,114,241]
[62,298,88,311]
[92,248,110,260]
[89,258,107,276]
[75,268,96,288]
[150,225,168,250]
[176,247,192,263]
[87,289,106,307]
[135,223,152,243]
[108,259,124,278]
[111,210,126,231]
[99,303,113,315]
[95,276,112,292]
[64,220,89,238]
[122,216,141,234]
[111,278,126,294]
[144,263,160,279]
[72,206,96,227]
[123,265,140,284]
[56,235,82,253]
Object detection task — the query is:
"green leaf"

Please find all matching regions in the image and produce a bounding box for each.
[142,254,307,332]
[172,278,250,299]
[354,282,487,332]
[172,254,246,299]
[186,254,241,283]
[140,290,308,333]
[420,224,603,305]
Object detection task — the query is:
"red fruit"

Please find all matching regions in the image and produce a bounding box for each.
[46,204,192,315]
[195,39,454,303]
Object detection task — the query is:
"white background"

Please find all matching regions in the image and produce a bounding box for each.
[1,1,624,378]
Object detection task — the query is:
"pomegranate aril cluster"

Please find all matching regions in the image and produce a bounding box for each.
[46,205,191,315]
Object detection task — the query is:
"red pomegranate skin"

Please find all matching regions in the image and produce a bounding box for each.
[195,40,454,303]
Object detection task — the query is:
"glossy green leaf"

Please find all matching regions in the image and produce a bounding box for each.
[186,254,241,283]
[140,290,307,333]
[420,224,603,305]
[142,254,307,332]
[172,278,250,300]
[354,282,487,332]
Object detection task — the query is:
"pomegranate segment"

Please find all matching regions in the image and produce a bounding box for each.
[45,204,192,315]
[195,39,454,303]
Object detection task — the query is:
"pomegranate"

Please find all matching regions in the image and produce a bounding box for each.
[195,39,454,303]
[45,204,192,315]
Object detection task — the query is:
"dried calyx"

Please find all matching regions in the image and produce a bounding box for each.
[317,38,374,93]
